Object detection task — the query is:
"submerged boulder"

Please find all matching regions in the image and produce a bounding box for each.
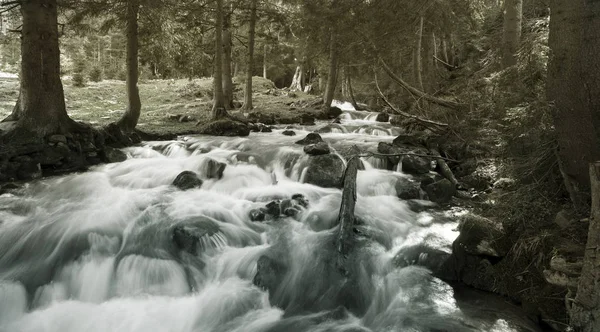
[198,119,250,137]
[282,130,296,136]
[205,158,226,179]
[304,142,330,156]
[172,171,203,190]
[304,154,345,188]
[375,112,390,122]
[172,218,222,255]
[296,133,324,145]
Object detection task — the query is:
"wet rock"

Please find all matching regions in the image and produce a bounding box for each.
[206,159,226,179]
[249,208,267,222]
[103,147,127,163]
[375,112,390,122]
[395,177,421,200]
[296,132,324,145]
[172,218,221,255]
[0,182,20,195]
[304,142,330,156]
[172,171,204,190]
[326,106,343,119]
[421,178,456,204]
[36,146,66,166]
[250,194,310,221]
[249,123,272,133]
[292,194,309,208]
[316,123,346,134]
[456,214,507,257]
[198,119,250,137]
[253,255,287,292]
[299,113,316,125]
[393,244,451,275]
[16,158,42,181]
[402,154,432,175]
[304,154,345,188]
[247,111,276,125]
[377,142,405,166]
[282,130,296,136]
[389,115,402,127]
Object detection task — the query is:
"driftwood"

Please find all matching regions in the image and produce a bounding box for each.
[569,162,600,332]
[336,156,360,273]
[378,56,465,111]
[373,71,449,130]
[430,147,459,186]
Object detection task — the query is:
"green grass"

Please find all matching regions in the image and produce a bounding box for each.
[0,76,316,137]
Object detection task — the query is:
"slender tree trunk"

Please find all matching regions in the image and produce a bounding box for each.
[547,0,600,213]
[117,0,141,131]
[222,13,234,109]
[4,0,75,135]
[290,63,304,91]
[323,32,339,110]
[422,30,434,93]
[212,0,226,119]
[414,16,425,91]
[502,0,523,68]
[243,0,257,111]
[262,44,268,79]
[570,163,600,331]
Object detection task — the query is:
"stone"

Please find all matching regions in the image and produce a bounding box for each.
[295,133,324,145]
[17,161,42,181]
[422,178,456,204]
[36,147,66,166]
[375,112,390,122]
[103,147,128,163]
[304,142,330,156]
[395,177,421,200]
[205,159,226,179]
[401,153,432,175]
[304,154,345,188]
[326,106,343,119]
[251,194,310,221]
[172,171,204,190]
[456,214,507,257]
[198,119,250,137]
[393,244,451,275]
[299,114,316,125]
[377,142,405,166]
[249,209,267,222]
[282,130,296,136]
[253,255,287,293]
[554,209,576,229]
[172,218,221,255]
[247,111,276,125]
[47,135,67,144]
[249,123,273,133]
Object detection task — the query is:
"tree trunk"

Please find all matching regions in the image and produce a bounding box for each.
[502,0,523,68]
[547,0,600,212]
[263,44,268,79]
[289,64,304,91]
[346,69,362,111]
[243,0,257,111]
[212,0,226,119]
[222,13,234,109]
[323,32,339,110]
[117,0,141,131]
[569,162,600,331]
[4,0,75,135]
[336,156,359,272]
[414,16,425,91]
[422,30,434,93]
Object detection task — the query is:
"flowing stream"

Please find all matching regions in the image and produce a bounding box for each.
[0,102,540,332]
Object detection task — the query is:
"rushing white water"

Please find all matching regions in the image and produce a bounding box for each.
[0,107,539,332]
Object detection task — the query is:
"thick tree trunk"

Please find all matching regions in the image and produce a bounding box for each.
[243,0,257,111]
[117,0,141,131]
[336,156,359,272]
[263,44,268,79]
[222,15,234,109]
[547,0,600,212]
[289,64,304,91]
[502,0,523,68]
[414,16,425,91]
[569,162,600,331]
[212,0,226,119]
[5,0,75,135]
[323,32,339,110]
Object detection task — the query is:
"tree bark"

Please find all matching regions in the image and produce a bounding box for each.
[222,12,234,109]
[569,162,600,331]
[117,0,141,132]
[502,0,523,68]
[243,0,257,111]
[336,156,359,272]
[547,0,600,212]
[414,16,425,91]
[289,64,304,91]
[323,32,339,110]
[346,68,363,111]
[4,0,75,136]
[212,0,226,119]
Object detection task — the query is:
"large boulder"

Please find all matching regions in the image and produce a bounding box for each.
[325,106,343,119]
[304,142,330,156]
[304,154,345,188]
[395,177,421,200]
[455,214,508,258]
[296,133,324,145]
[205,158,226,179]
[421,177,455,204]
[172,171,203,190]
[103,146,127,163]
[401,153,432,175]
[198,119,250,137]
[375,112,390,122]
[172,218,221,255]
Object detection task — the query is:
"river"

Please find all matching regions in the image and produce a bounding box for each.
[0,102,541,332]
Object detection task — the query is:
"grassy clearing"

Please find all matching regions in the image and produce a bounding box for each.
[0,76,316,137]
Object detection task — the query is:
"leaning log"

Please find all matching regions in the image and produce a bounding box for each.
[430,147,459,186]
[336,157,360,272]
[569,162,600,332]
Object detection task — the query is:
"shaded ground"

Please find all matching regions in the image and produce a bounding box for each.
[0,76,317,137]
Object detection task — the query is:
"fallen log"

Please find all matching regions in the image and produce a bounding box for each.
[430,147,459,186]
[336,156,360,273]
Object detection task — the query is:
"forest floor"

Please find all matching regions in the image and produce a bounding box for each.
[0,76,316,137]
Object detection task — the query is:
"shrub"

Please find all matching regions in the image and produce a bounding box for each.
[89,66,102,82]
[72,56,86,87]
